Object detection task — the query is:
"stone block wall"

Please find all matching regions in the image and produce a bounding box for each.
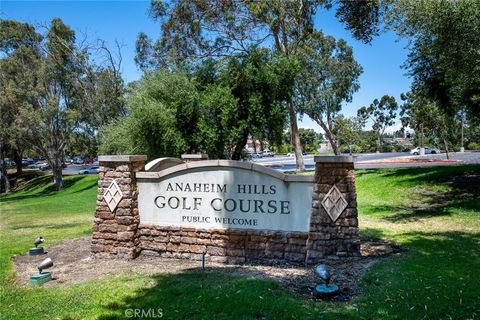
[92,155,360,263]
[137,226,309,263]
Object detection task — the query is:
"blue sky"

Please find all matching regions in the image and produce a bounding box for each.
[2,1,412,132]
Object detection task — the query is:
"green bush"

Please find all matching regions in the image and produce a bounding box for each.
[276,144,291,154]
[382,143,394,152]
[467,142,480,150]
[340,144,362,154]
[305,145,318,153]
[392,141,414,152]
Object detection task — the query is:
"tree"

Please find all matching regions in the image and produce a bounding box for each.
[400,90,431,151]
[400,89,456,159]
[18,19,82,190]
[100,69,240,159]
[298,128,322,153]
[0,19,42,188]
[358,95,398,153]
[101,48,294,160]
[334,115,365,155]
[6,19,126,191]
[75,40,127,156]
[1,19,126,191]
[137,0,382,170]
[387,0,480,118]
[295,31,362,155]
[101,71,198,159]
[220,48,295,159]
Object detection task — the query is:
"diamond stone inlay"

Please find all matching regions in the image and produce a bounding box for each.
[103,180,123,212]
[321,185,348,222]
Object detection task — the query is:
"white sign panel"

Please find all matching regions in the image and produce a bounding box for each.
[138,167,313,232]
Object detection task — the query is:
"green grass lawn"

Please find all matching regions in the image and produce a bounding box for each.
[1,165,479,319]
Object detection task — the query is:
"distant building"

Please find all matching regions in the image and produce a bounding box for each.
[245,137,269,153]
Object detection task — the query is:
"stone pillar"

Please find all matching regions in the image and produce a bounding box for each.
[92,155,147,259]
[307,156,360,261]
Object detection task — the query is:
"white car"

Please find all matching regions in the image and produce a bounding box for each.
[410,147,441,155]
[79,166,100,174]
[263,150,275,157]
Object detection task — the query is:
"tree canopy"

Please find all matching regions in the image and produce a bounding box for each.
[387,0,480,118]
[0,18,126,191]
[101,48,295,160]
[358,95,398,152]
[135,0,381,170]
[137,0,381,68]
[295,30,362,155]
[0,20,42,191]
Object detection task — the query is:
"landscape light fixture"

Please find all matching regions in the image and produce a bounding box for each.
[29,257,54,286]
[28,236,45,256]
[314,264,339,298]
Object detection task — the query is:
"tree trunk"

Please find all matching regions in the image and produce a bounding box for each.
[376,131,381,153]
[316,118,340,155]
[420,124,425,148]
[324,127,340,156]
[51,149,65,191]
[460,111,465,152]
[288,100,305,171]
[0,143,10,194]
[0,168,10,194]
[443,138,450,160]
[232,130,249,160]
[13,150,23,175]
[52,166,64,191]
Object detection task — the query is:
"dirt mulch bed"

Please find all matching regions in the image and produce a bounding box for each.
[13,237,403,300]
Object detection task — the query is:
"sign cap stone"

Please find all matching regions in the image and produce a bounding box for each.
[99,155,147,162]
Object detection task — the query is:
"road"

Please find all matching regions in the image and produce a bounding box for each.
[63,164,98,175]
[254,151,480,171]
[61,151,480,175]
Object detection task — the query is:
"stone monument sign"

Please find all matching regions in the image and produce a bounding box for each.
[92,155,360,263]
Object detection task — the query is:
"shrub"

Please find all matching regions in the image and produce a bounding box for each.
[340,144,362,154]
[276,144,291,154]
[467,142,480,150]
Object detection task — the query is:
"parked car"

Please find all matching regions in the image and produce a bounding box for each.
[263,150,275,157]
[410,147,441,155]
[79,166,99,174]
[27,161,46,169]
[38,163,52,171]
[73,157,84,164]
[22,158,35,166]
[247,152,261,159]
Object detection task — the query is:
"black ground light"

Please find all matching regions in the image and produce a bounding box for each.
[28,236,45,256]
[29,257,53,286]
[314,264,339,298]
